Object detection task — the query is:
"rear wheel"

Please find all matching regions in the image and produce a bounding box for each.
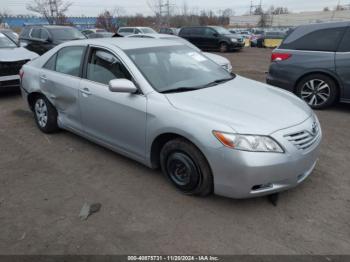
[160,138,213,196]
[33,95,59,133]
[296,74,338,109]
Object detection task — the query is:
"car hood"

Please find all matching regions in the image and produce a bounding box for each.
[165,76,312,135]
[203,52,229,66]
[0,47,38,62]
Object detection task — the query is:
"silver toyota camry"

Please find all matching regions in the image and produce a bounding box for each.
[20,38,322,199]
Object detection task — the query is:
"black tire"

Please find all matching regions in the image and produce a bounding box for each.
[33,95,59,133]
[296,74,338,109]
[219,42,228,53]
[160,138,213,197]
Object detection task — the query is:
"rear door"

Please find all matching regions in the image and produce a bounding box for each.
[40,45,86,131]
[201,28,219,50]
[336,27,350,100]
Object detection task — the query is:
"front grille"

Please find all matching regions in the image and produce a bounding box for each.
[0,60,29,77]
[0,79,20,88]
[284,124,320,151]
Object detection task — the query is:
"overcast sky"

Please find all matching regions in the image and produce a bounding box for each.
[1,0,345,16]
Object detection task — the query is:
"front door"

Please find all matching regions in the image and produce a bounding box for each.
[79,47,147,159]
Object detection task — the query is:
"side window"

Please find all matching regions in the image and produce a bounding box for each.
[338,28,350,52]
[30,28,41,39]
[41,29,49,40]
[204,28,215,36]
[281,27,345,52]
[55,46,85,77]
[43,53,57,71]
[86,49,132,85]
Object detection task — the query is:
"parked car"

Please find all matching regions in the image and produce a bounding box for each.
[126,33,232,72]
[20,38,321,199]
[159,27,178,35]
[117,27,157,36]
[0,29,19,44]
[81,28,107,37]
[0,32,38,92]
[87,32,114,39]
[267,21,350,109]
[19,25,86,55]
[178,26,245,52]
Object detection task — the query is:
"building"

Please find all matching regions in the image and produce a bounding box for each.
[1,16,101,31]
[230,10,350,28]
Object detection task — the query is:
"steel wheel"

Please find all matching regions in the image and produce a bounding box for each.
[166,152,200,191]
[301,79,331,107]
[35,98,48,128]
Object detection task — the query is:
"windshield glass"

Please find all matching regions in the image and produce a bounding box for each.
[141,28,157,34]
[0,33,17,48]
[160,36,200,51]
[50,28,86,40]
[126,45,233,93]
[212,26,231,35]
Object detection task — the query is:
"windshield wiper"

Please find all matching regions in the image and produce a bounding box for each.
[161,87,201,94]
[201,77,234,88]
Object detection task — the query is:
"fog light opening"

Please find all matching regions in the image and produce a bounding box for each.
[252,183,273,191]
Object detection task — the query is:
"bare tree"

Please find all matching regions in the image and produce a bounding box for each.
[323,7,330,12]
[96,10,118,32]
[26,0,72,25]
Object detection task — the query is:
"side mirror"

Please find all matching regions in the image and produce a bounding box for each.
[213,33,219,37]
[109,79,138,93]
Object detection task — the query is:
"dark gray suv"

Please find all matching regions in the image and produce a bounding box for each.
[267,21,350,109]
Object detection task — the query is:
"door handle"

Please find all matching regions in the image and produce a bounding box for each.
[40,75,47,82]
[80,87,92,96]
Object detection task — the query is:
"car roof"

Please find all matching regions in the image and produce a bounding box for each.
[128,33,178,39]
[65,38,183,50]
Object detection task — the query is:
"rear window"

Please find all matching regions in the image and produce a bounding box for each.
[119,28,134,33]
[338,28,350,52]
[49,28,86,40]
[280,27,345,52]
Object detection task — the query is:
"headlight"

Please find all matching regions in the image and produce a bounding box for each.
[231,38,238,43]
[213,131,284,153]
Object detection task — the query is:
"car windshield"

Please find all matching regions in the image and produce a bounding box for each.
[126,45,234,93]
[160,36,200,51]
[212,27,231,35]
[50,28,86,40]
[141,28,157,34]
[0,33,17,48]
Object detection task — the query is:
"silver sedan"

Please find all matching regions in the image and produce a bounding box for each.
[20,38,322,199]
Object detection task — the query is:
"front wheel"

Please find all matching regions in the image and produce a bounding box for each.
[33,95,59,133]
[296,74,338,109]
[160,139,213,196]
[219,42,228,53]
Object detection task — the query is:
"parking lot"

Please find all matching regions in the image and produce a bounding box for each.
[0,47,349,255]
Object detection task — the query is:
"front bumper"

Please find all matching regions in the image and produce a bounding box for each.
[229,42,245,50]
[205,116,322,199]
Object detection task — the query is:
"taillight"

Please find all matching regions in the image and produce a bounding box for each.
[271,53,292,62]
[19,69,24,82]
